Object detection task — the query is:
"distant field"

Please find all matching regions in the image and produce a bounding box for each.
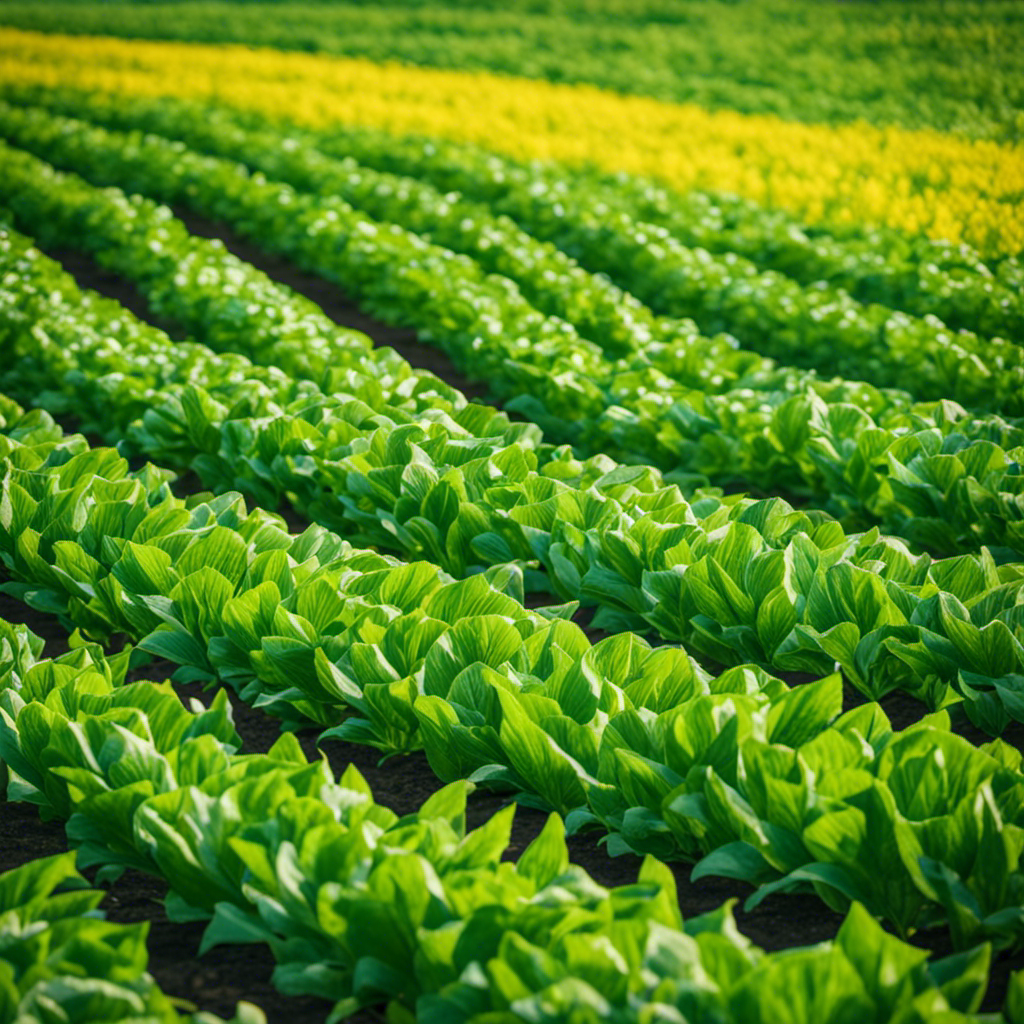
[2,27,1022,258]
[0,0,1022,139]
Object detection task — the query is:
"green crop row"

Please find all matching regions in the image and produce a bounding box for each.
[25,85,1024,345]
[18,82,1020,376]
[0,848,260,1024]
[303,117,1024,342]
[0,91,688,365]
[563,166,1024,345]
[5,220,1024,728]
[8,89,1022,418]
[3,403,1024,953]
[1,104,1023,568]
[8,84,1024,343]
[4,612,1019,1023]
[0,0,1020,142]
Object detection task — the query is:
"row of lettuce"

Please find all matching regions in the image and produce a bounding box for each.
[99,91,1023,352]
[1,399,1024,966]
[4,609,1020,1023]
[3,215,1024,732]
[0,0,1020,142]
[293,113,1024,344]
[0,98,1022,574]
[6,84,1023,339]
[5,88,1022,384]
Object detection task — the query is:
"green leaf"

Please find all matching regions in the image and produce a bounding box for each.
[766,674,843,748]
[834,903,929,1019]
[726,945,873,1024]
[691,842,778,886]
[517,813,569,888]
[137,624,210,673]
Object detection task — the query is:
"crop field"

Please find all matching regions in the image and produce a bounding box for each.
[0,1,1023,1021]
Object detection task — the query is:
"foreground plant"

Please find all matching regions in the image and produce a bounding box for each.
[0,850,262,1024]
[0,615,1016,1023]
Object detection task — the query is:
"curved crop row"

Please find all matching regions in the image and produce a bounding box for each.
[1,612,1010,1023]
[280,115,1024,343]
[16,83,1023,369]
[1,110,1023,569]
[569,165,1024,343]
[0,27,1021,258]
[3,90,679,366]
[16,86,1023,403]
[2,405,1024,951]
[15,81,1019,345]
[4,221,1024,728]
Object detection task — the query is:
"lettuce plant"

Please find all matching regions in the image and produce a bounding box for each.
[1,408,1022,949]
[0,851,261,1024]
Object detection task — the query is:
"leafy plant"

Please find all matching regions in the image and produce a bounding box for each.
[0,851,261,1023]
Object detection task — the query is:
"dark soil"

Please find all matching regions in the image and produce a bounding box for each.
[48,248,187,343]
[172,210,494,407]
[6,239,1022,1018]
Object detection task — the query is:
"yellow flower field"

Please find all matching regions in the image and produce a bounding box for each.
[2,26,1022,256]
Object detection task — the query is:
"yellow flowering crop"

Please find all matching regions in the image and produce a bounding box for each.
[1,27,1021,256]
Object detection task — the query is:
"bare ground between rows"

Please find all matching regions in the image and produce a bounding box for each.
[1,592,1021,1017]
[51,229,491,407]
[174,211,495,406]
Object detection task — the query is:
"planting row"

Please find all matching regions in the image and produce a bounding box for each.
[5,223,1024,728]
[1,27,1021,259]
[2,404,1024,954]
[1,114,1023,569]
[11,84,1024,361]
[305,115,1024,345]
[0,90,704,367]
[1,613,1015,1024]
[6,83,1022,346]
[7,88,1024,410]
[0,849,262,1024]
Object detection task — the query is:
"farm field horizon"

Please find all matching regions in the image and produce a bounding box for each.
[0,3,1023,1023]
